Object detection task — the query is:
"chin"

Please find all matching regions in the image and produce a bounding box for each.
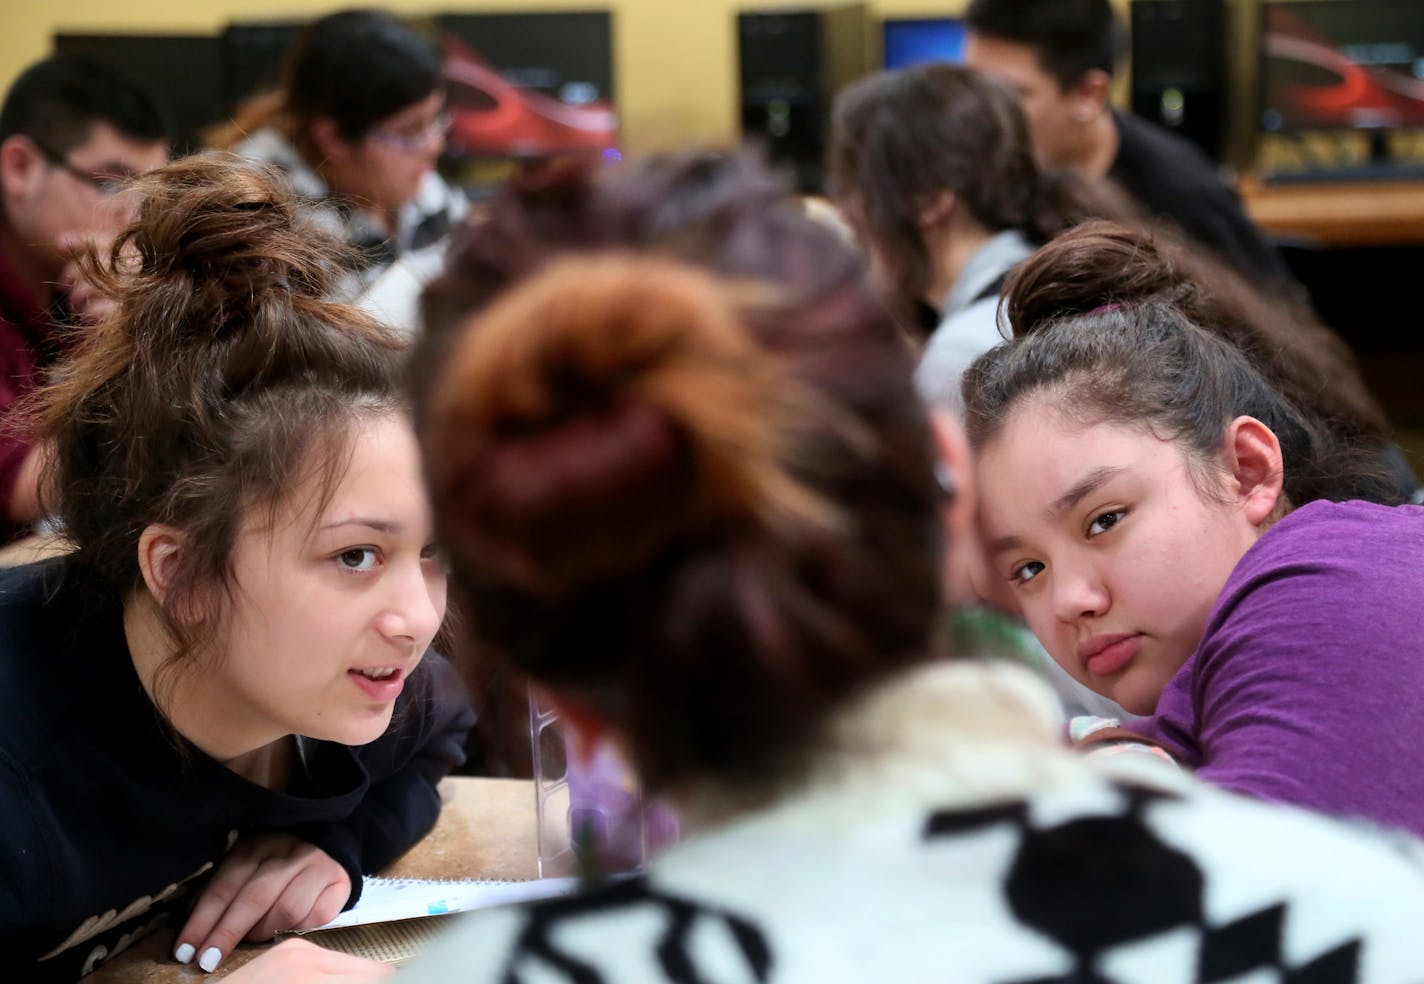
[309,708,396,747]
[1115,688,1159,718]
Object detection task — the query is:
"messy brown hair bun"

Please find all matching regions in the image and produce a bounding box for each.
[427,255,834,598]
[421,152,944,795]
[28,154,407,690]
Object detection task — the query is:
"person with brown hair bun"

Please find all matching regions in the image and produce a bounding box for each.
[0,155,472,981]
[235,153,1424,983]
[1002,220,1420,504]
[827,62,1131,412]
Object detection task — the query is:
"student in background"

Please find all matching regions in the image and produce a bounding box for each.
[963,268,1424,838]
[214,8,466,301]
[1005,221,1421,503]
[0,156,472,981]
[962,0,1294,293]
[827,61,1127,413]
[0,53,169,542]
[235,153,1424,983]
[829,65,1130,719]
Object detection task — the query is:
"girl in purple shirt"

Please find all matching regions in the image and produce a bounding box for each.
[961,246,1424,837]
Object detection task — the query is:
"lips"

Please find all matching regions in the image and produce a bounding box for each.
[347,665,407,702]
[1076,633,1142,677]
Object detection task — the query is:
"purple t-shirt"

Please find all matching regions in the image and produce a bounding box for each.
[1129,498,1424,836]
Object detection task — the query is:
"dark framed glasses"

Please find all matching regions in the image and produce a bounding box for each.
[366,112,452,154]
[29,136,133,197]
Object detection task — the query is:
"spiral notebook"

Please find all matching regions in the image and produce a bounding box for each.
[281,875,579,964]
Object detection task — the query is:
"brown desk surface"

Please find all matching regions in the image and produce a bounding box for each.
[1239,175,1424,248]
[88,776,549,982]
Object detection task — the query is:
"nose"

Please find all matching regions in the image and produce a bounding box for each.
[1050,565,1110,624]
[377,559,447,650]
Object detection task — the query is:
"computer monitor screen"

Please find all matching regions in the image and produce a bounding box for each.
[1261,0,1424,131]
[435,12,617,158]
[882,18,966,70]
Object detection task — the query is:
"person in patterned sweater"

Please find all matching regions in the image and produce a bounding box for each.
[237,154,1424,982]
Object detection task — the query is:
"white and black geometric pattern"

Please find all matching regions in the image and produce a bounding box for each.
[399,665,1424,984]
[926,786,1368,983]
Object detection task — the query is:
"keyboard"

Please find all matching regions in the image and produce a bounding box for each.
[1262,163,1424,186]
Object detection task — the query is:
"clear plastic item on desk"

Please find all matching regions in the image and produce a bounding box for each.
[529,687,679,879]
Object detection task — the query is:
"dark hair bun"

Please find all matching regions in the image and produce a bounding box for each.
[1003,220,1178,336]
[426,253,833,596]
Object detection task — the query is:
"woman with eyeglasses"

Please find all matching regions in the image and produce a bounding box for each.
[213,8,466,301]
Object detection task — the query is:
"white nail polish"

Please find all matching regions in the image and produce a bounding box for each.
[174,943,195,964]
[199,947,222,973]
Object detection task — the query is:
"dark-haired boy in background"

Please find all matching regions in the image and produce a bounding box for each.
[0,54,169,539]
[963,0,1293,292]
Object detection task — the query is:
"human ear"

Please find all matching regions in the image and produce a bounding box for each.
[1069,69,1112,122]
[307,118,354,166]
[928,410,1017,612]
[929,409,973,538]
[1222,416,1285,526]
[136,524,186,607]
[0,135,45,203]
[916,190,958,233]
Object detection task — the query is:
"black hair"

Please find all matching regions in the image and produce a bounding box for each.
[283,9,442,140]
[0,53,172,154]
[962,300,1402,508]
[964,0,1123,88]
[828,63,1117,310]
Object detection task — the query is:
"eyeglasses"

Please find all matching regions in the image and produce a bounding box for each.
[366,112,452,154]
[29,136,132,197]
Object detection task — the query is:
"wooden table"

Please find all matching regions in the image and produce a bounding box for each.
[89,777,561,982]
[1239,175,1424,248]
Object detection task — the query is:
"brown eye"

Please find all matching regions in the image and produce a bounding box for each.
[1087,511,1124,537]
[338,548,378,571]
[1012,561,1045,584]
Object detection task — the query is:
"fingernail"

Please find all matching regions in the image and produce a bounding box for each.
[174,943,194,964]
[198,947,222,973]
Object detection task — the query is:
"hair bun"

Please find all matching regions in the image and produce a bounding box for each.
[426,254,834,595]
[104,154,348,334]
[1004,220,1179,337]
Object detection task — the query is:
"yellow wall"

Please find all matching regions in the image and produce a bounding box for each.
[2,0,1139,155]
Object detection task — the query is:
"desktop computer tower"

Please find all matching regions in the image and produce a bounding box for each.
[1129,0,1227,162]
[737,5,870,193]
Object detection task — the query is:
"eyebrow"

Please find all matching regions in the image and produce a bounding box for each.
[319,518,403,535]
[1048,466,1126,518]
[986,465,1126,557]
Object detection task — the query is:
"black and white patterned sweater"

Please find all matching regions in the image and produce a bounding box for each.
[230,127,467,302]
[402,662,1424,983]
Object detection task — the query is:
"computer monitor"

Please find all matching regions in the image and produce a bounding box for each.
[881,18,966,70]
[1260,0,1424,136]
[435,12,617,159]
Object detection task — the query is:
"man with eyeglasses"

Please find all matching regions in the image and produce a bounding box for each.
[0,54,170,541]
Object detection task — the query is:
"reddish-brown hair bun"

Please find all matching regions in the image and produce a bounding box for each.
[427,254,834,597]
